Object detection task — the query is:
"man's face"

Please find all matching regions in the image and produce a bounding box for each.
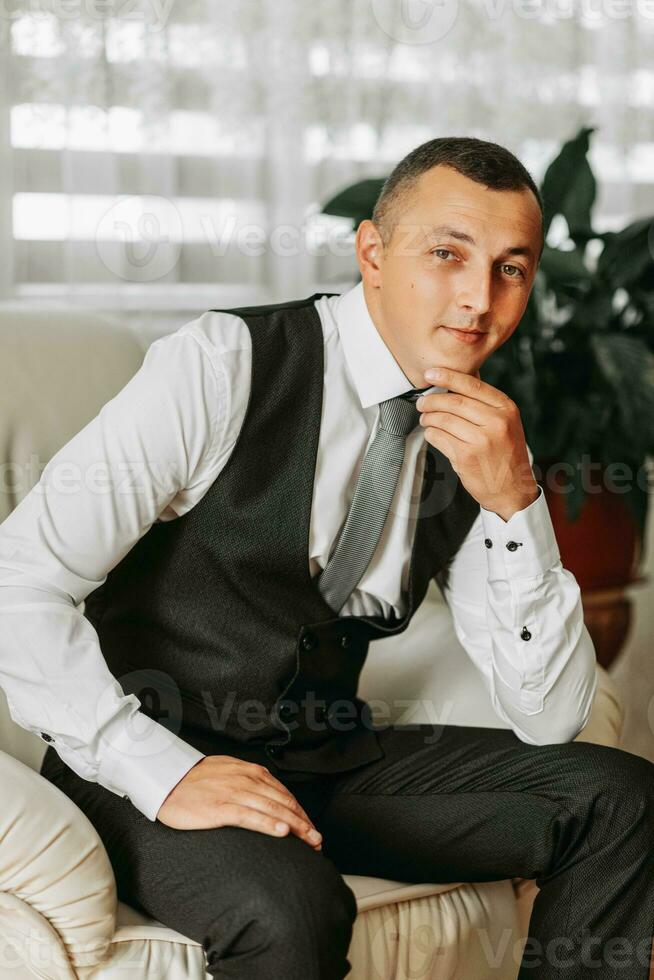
[357,164,543,385]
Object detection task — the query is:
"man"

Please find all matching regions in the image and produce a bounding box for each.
[1,137,653,979]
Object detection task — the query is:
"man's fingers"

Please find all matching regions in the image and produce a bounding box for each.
[242,762,317,825]
[240,773,316,829]
[230,790,322,849]
[212,802,294,839]
[206,757,320,842]
[424,367,507,409]
[214,801,322,849]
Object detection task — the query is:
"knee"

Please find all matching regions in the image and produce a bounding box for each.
[204,856,357,973]
[262,857,356,934]
[257,858,357,941]
[537,743,654,879]
[559,742,654,831]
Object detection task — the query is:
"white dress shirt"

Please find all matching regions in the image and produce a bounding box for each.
[0,282,597,821]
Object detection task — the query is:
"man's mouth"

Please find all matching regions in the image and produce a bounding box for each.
[441,325,487,344]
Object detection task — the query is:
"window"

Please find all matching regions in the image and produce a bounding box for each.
[1,1,652,311]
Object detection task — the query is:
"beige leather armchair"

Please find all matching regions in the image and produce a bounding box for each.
[0,307,624,980]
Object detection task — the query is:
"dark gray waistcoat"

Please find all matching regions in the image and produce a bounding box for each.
[84,294,480,774]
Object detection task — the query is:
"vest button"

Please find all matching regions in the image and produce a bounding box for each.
[484,538,493,549]
[506,540,521,552]
[520,627,532,641]
[266,743,285,760]
[301,632,318,652]
[315,705,327,723]
[340,633,353,649]
[278,702,294,720]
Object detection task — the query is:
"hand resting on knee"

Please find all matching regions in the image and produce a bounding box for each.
[156,755,323,850]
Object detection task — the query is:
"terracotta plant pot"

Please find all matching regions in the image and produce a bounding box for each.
[538,458,642,591]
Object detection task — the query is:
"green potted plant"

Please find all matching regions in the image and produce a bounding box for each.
[321,129,654,604]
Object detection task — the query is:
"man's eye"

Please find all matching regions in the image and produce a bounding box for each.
[501,264,524,278]
[431,248,455,260]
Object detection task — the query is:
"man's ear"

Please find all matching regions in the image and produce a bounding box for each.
[356,219,384,288]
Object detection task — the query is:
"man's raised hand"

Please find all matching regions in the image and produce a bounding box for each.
[416,366,539,521]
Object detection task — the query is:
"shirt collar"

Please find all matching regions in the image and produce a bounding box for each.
[334,280,445,408]
[334,280,416,409]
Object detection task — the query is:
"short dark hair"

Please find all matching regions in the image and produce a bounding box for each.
[372,136,543,251]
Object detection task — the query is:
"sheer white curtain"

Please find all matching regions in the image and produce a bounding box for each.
[2,0,653,308]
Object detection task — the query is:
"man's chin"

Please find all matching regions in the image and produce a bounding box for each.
[423,348,484,378]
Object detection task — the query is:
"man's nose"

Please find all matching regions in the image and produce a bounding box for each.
[455,269,492,316]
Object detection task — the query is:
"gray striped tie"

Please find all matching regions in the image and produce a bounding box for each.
[317,390,423,614]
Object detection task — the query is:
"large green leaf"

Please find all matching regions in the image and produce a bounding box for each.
[540,127,597,242]
[590,333,654,456]
[565,291,614,334]
[596,218,654,289]
[539,245,590,284]
[538,245,592,304]
[321,178,386,229]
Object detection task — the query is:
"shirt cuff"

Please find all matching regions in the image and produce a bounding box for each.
[96,708,205,821]
[480,484,561,580]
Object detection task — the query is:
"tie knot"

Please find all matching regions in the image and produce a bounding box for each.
[399,385,432,402]
[378,393,421,437]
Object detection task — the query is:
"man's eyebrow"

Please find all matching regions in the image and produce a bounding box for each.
[424,225,476,245]
[423,225,536,262]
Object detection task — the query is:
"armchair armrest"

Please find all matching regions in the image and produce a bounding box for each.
[574,663,624,749]
[0,751,117,978]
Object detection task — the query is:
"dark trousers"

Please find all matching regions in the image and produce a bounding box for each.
[40,721,654,980]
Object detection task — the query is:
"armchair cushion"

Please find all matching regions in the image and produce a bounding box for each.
[0,307,144,526]
[0,752,116,976]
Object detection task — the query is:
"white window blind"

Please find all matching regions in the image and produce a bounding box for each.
[1,0,653,308]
